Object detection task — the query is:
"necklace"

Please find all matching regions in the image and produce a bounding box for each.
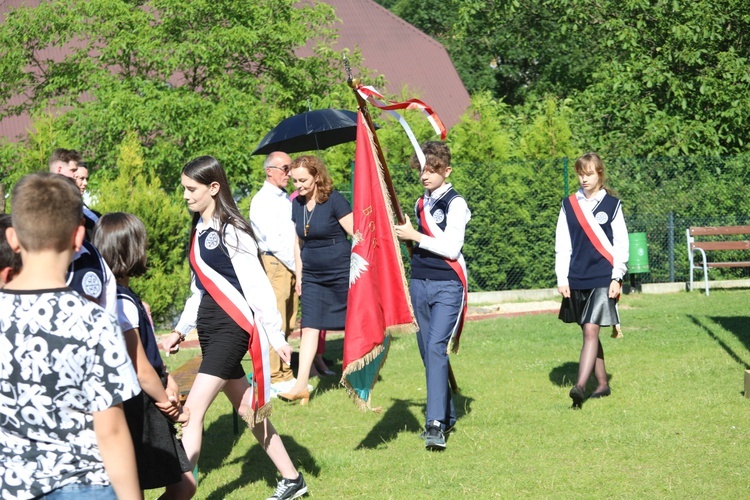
[303,202,316,237]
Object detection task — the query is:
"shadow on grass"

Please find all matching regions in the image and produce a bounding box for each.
[200,412,320,500]
[549,361,612,390]
[291,334,344,391]
[690,315,750,369]
[549,362,578,387]
[355,391,474,450]
[355,398,421,449]
[710,316,750,355]
[307,334,408,395]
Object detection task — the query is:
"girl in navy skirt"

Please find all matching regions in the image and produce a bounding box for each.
[555,153,629,408]
[94,213,194,498]
[162,156,307,500]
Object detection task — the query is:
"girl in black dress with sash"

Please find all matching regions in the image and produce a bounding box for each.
[278,156,353,404]
[555,153,629,408]
[162,156,307,499]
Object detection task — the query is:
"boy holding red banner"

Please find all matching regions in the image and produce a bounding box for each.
[555,152,629,408]
[395,141,471,451]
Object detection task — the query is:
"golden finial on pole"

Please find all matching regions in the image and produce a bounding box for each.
[344,55,360,88]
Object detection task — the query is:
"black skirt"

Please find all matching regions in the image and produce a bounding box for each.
[300,240,350,330]
[558,287,619,326]
[124,374,192,490]
[196,293,248,380]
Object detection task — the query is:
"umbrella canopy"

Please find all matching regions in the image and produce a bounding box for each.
[252,109,375,156]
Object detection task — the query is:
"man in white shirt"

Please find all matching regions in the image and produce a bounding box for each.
[250,151,302,396]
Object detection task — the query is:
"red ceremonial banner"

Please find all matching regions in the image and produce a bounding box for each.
[342,110,415,411]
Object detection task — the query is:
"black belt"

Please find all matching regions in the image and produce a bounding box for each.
[303,238,345,248]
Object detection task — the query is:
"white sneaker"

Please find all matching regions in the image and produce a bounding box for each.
[271,379,295,392]
[270,379,314,395]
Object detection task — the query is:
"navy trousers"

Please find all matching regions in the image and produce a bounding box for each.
[410,278,463,430]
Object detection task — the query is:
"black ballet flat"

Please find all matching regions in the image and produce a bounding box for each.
[569,386,585,408]
[589,387,611,399]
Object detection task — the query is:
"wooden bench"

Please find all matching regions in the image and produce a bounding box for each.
[170,354,203,405]
[169,353,241,434]
[686,226,750,296]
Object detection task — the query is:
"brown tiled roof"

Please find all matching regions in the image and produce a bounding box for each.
[0,0,41,142]
[316,0,470,128]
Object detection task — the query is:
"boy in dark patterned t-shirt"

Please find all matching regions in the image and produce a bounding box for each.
[0,173,141,500]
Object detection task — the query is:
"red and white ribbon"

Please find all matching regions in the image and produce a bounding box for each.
[356,84,447,170]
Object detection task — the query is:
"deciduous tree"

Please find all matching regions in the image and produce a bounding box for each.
[0,0,359,191]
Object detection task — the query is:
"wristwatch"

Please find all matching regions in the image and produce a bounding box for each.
[612,278,623,284]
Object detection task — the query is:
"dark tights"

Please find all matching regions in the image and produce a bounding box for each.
[575,323,609,392]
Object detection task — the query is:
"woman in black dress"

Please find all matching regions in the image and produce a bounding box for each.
[279,156,353,404]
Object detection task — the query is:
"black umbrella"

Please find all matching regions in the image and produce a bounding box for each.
[252,109,375,156]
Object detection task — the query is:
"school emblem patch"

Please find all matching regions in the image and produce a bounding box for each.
[595,211,609,224]
[205,231,220,250]
[82,271,103,298]
[432,209,445,224]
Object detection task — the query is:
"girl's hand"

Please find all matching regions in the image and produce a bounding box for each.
[165,386,180,410]
[155,398,181,420]
[609,280,622,298]
[558,285,570,298]
[176,407,190,426]
[276,344,293,365]
[161,331,182,356]
[295,277,302,296]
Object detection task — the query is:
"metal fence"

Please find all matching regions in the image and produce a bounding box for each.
[340,155,750,292]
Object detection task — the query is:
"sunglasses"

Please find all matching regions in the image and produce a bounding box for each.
[267,164,290,173]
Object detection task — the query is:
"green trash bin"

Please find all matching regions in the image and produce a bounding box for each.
[626,232,649,293]
[628,232,650,273]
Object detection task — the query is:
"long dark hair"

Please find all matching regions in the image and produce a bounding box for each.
[181,155,258,248]
[93,212,148,280]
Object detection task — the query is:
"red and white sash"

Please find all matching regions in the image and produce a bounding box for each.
[567,193,623,337]
[189,229,272,421]
[417,197,468,353]
[567,194,615,265]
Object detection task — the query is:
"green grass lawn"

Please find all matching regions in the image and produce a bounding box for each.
[150,289,750,498]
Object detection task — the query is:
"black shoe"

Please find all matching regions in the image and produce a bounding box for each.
[424,425,446,451]
[590,387,611,399]
[569,386,585,408]
[419,427,452,439]
[419,420,452,439]
[419,425,456,441]
[266,473,308,500]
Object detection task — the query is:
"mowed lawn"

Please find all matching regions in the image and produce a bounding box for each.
[150,289,750,499]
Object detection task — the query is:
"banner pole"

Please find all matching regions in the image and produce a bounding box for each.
[347,77,406,226]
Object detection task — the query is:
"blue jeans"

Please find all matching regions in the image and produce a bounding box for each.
[410,278,464,430]
[43,483,117,499]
